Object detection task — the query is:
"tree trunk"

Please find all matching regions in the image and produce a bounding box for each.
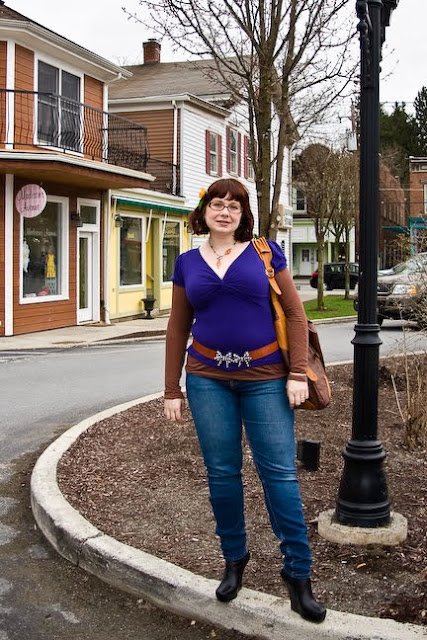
[269,118,286,240]
[334,238,340,261]
[316,224,326,311]
[344,227,350,300]
[257,75,272,238]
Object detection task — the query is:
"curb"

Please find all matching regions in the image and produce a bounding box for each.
[30,396,424,640]
[312,315,356,325]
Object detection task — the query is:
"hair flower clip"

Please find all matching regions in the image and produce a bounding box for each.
[197,187,207,211]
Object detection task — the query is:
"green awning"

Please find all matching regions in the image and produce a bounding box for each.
[382,225,409,234]
[116,197,192,215]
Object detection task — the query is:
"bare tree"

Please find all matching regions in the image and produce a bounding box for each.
[331,150,359,299]
[293,144,341,310]
[123,0,356,238]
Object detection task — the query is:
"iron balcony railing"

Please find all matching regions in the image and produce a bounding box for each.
[0,88,150,173]
[146,157,180,196]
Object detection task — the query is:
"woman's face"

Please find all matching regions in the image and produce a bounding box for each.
[204,192,242,236]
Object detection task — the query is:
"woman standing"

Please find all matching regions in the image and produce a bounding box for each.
[164,178,325,623]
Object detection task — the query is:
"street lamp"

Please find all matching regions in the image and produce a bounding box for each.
[334,0,399,527]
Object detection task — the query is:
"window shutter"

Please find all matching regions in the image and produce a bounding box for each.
[205,130,211,174]
[244,136,248,179]
[238,132,242,176]
[218,134,223,176]
[226,126,231,173]
[254,139,258,174]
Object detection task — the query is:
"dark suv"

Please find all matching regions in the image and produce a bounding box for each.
[310,262,359,290]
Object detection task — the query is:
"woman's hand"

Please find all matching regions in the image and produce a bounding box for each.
[286,379,309,409]
[164,398,185,422]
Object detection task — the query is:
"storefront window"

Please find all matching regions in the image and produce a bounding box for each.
[22,201,63,298]
[163,221,180,282]
[120,216,142,286]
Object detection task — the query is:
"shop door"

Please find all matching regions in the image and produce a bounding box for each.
[299,247,316,276]
[78,231,96,323]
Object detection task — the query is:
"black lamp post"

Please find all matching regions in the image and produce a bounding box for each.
[335,0,399,527]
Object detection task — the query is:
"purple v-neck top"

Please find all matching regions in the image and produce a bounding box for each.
[172,241,287,371]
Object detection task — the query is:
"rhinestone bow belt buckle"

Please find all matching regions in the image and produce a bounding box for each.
[214,350,252,368]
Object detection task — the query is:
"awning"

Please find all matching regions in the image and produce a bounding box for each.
[382,225,409,234]
[116,197,192,215]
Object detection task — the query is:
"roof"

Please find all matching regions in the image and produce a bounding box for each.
[109,58,240,103]
[0,3,29,22]
[0,2,131,80]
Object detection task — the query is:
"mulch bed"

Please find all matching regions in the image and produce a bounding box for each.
[57,359,426,627]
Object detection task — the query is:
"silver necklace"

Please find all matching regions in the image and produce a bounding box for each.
[209,240,236,268]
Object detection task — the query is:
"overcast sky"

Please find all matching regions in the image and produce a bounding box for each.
[8,0,423,113]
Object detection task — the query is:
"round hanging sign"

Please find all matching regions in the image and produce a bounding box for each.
[15,184,47,218]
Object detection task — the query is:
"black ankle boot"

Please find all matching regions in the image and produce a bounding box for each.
[281,570,326,623]
[215,551,250,602]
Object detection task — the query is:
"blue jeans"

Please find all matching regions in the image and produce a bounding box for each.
[186,374,312,579]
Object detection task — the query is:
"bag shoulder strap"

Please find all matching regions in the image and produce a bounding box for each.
[251,238,282,295]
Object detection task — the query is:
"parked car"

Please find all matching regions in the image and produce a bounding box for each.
[309,262,359,290]
[353,253,427,326]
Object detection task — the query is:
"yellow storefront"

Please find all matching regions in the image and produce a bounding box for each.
[108,189,192,320]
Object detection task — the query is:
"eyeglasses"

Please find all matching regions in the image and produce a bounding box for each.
[209,200,242,214]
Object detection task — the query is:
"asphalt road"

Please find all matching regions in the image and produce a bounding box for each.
[318,319,427,364]
[0,341,168,461]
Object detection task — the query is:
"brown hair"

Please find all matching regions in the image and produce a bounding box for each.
[188,178,254,241]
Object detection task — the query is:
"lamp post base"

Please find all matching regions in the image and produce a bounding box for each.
[318,509,407,546]
[335,439,391,527]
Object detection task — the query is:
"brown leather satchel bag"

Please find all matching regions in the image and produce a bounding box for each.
[252,237,331,410]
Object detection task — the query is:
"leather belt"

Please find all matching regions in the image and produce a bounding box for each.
[191,339,279,368]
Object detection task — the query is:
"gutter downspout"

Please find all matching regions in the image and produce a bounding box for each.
[172,100,178,195]
[104,191,113,324]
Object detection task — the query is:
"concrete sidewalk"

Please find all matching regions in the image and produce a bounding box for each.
[0,315,170,351]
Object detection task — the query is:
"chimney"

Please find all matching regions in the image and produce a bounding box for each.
[143,39,161,64]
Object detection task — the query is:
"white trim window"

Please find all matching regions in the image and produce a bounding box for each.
[21,196,69,303]
[293,188,307,213]
[78,198,100,227]
[119,215,144,287]
[228,128,239,175]
[244,135,255,181]
[206,130,222,176]
[37,61,82,152]
[424,184,427,216]
[162,220,181,283]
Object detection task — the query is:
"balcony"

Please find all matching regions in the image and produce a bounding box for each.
[146,157,180,196]
[0,89,150,173]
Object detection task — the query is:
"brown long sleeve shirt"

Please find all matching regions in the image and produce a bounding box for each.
[164,267,308,400]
